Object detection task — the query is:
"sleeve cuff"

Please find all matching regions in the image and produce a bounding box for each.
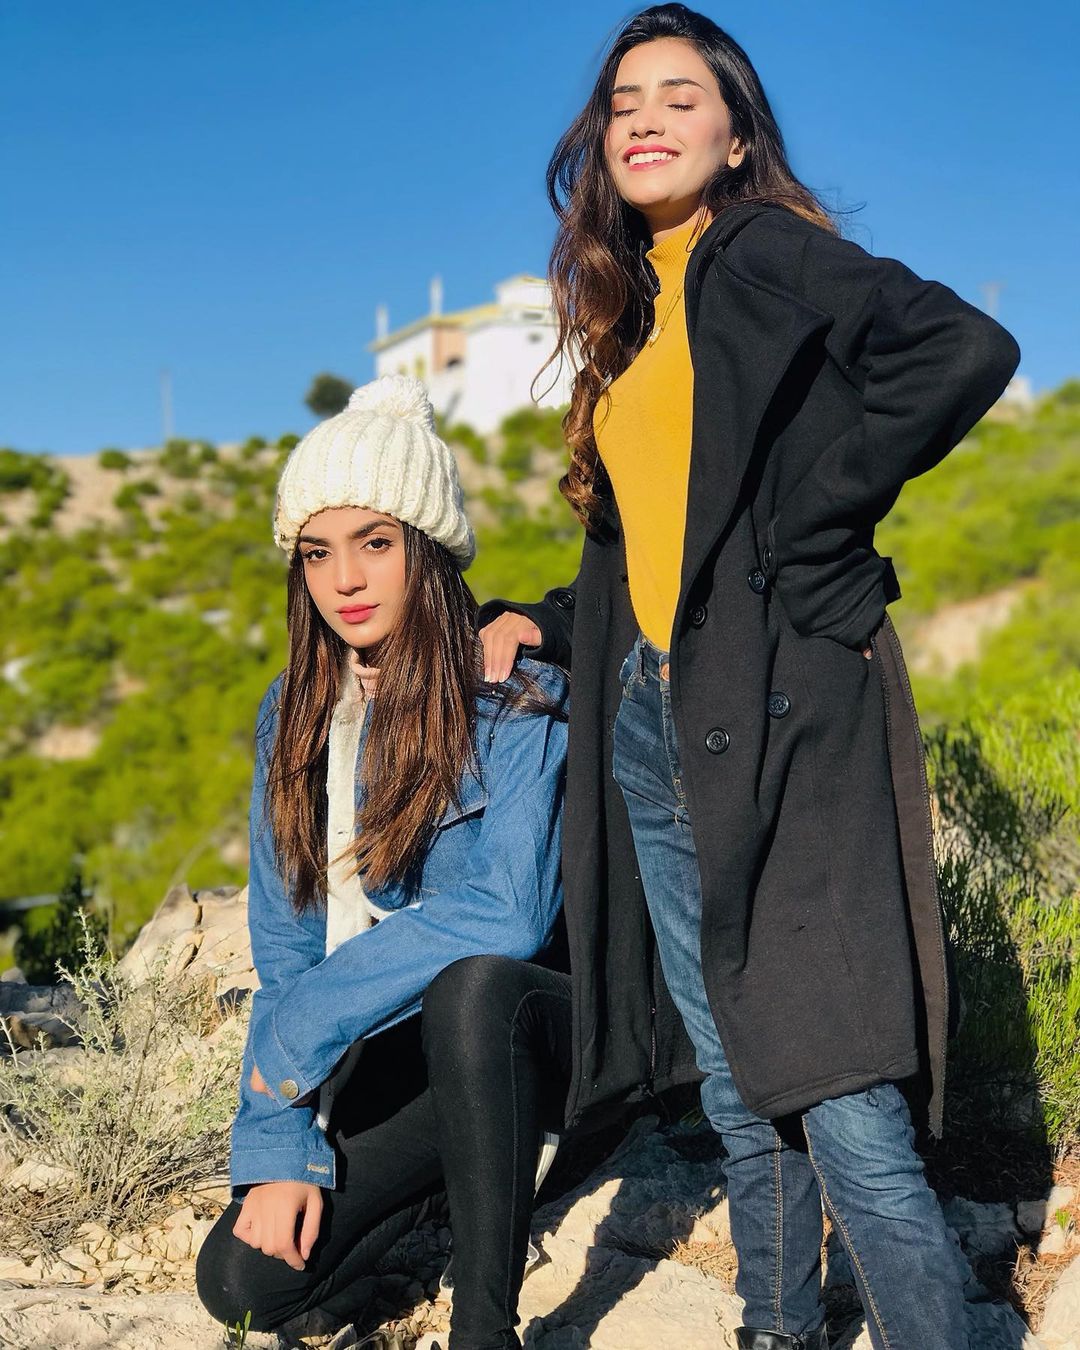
[229,1140,337,1198]
[475,599,567,666]
[250,1004,321,1109]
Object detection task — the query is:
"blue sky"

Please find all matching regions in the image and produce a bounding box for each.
[2,0,1076,456]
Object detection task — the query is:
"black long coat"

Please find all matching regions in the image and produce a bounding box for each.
[477,202,1020,1137]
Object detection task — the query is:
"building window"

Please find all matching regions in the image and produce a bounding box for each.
[414,356,427,379]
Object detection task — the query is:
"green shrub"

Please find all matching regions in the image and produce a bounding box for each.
[97,448,131,471]
[880,383,1080,614]
[14,866,108,985]
[160,439,200,479]
[304,372,352,418]
[931,684,1080,1154]
[497,405,567,452]
[447,421,488,465]
[497,439,534,481]
[0,448,53,493]
[239,436,267,460]
[277,432,300,451]
[113,479,159,511]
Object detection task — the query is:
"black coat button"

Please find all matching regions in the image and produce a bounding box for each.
[762,545,774,571]
[767,691,791,718]
[705,727,730,754]
[552,589,575,610]
[690,604,707,628]
[748,569,767,594]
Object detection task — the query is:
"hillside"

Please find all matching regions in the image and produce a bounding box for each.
[0,387,1077,941]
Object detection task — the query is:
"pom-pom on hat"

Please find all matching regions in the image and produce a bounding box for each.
[272,373,476,568]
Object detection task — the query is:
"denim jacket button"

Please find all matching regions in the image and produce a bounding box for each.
[279,1079,300,1100]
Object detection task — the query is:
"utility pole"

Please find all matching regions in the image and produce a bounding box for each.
[980,282,1003,320]
[160,368,174,444]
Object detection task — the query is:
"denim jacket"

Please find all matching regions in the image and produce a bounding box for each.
[229,658,569,1194]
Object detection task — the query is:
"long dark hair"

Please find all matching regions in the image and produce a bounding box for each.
[542,3,837,529]
[263,523,560,913]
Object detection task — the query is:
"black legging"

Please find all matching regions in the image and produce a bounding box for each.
[196,956,573,1350]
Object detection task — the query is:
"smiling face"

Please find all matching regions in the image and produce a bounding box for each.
[604,36,744,238]
[297,505,407,657]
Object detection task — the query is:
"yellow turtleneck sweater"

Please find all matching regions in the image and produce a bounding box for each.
[592,213,704,651]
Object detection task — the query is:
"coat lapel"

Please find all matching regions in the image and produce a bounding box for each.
[678,206,833,612]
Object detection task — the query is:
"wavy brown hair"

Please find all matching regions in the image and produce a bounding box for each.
[260,523,562,914]
[540,3,838,529]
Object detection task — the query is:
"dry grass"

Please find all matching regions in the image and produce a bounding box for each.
[669,1234,739,1286]
[0,916,245,1261]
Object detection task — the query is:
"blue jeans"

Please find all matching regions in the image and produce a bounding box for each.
[611,631,970,1349]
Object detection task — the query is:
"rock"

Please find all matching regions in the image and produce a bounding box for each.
[189,1177,232,1207]
[1019,1186,1078,1236]
[0,982,83,1017]
[165,1227,192,1264]
[1038,1223,1071,1258]
[942,1197,1021,1256]
[163,1203,196,1231]
[0,1286,282,1348]
[1042,1251,1080,1349]
[5,1158,74,1192]
[0,966,26,983]
[188,1216,217,1257]
[75,1221,112,1258]
[117,882,258,997]
[118,883,202,983]
[55,1245,99,1276]
[2,1009,81,1050]
[0,1255,45,1282]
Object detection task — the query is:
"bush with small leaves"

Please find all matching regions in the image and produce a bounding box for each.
[97,447,132,471]
[160,439,200,479]
[114,479,160,511]
[240,436,267,460]
[14,866,108,985]
[304,372,353,418]
[447,421,488,465]
[0,913,246,1256]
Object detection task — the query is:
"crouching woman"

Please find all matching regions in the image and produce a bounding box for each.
[196,375,572,1349]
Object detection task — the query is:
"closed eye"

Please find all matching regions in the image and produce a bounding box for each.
[613,104,695,117]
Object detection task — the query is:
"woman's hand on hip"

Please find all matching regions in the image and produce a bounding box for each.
[479,613,543,682]
[232,1181,323,1270]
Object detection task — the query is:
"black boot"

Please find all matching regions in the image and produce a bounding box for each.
[735,1324,828,1350]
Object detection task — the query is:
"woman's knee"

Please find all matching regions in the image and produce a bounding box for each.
[422,954,526,1058]
[195,1208,287,1332]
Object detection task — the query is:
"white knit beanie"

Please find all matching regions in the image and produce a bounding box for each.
[272,374,476,568]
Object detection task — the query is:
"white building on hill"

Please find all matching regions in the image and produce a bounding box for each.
[368,275,574,434]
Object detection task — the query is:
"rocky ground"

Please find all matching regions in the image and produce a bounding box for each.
[0,886,1077,1349]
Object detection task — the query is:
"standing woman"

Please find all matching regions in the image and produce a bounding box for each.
[195,375,575,1350]
[477,6,1020,1349]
